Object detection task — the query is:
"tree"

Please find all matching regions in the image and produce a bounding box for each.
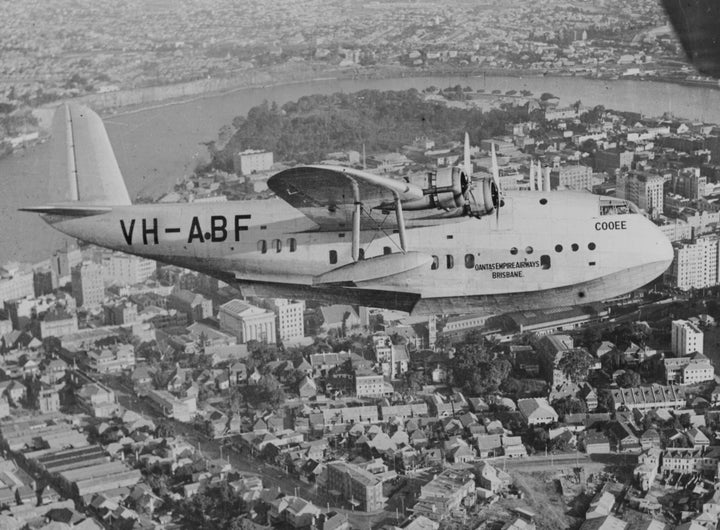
[552,396,587,417]
[557,350,594,383]
[615,370,641,388]
[449,344,511,395]
[155,421,175,439]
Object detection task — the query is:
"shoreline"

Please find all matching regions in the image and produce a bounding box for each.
[38,64,720,121]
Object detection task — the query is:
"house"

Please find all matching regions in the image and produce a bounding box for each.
[477,461,511,494]
[0,380,26,404]
[517,398,558,426]
[687,427,710,447]
[475,434,503,458]
[298,376,317,398]
[583,431,611,454]
[609,421,641,452]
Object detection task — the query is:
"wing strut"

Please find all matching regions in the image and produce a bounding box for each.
[394,192,407,253]
[352,181,361,262]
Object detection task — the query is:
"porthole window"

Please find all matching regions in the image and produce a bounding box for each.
[257,240,267,254]
[510,247,518,255]
[431,255,439,270]
[465,254,475,269]
[571,243,579,252]
[555,244,563,253]
[272,239,282,253]
[588,242,596,250]
[525,246,534,254]
[540,255,551,270]
[287,238,297,252]
[446,255,454,269]
[384,246,392,255]
[329,250,338,264]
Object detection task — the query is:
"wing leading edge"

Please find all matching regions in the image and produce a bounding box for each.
[267,165,423,231]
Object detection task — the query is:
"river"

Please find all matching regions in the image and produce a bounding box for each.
[2,74,720,265]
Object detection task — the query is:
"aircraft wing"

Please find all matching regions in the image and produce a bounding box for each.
[267,165,424,230]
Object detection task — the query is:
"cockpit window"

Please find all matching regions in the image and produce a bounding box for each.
[599,197,638,216]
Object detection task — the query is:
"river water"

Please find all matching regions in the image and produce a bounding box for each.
[2,74,720,264]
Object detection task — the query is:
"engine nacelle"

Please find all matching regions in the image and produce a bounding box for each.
[402,167,470,211]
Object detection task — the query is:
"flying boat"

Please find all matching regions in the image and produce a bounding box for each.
[22,104,673,315]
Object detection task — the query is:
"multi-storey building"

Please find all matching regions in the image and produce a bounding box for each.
[673,170,707,200]
[0,264,34,305]
[671,319,704,355]
[51,244,82,285]
[103,300,139,325]
[167,287,213,323]
[325,461,385,512]
[666,235,720,290]
[550,164,593,191]
[218,299,276,344]
[270,298,305,343]
[594,149,634,173]
[33,266,57,297]
[616,171,664,219]
[664,353,715,384]
[101,252,156,286]
[71,261,105,308]
[355,369,386,397]
[233,149,274,175]
[372,333,409,380]
[37,306,79,339]
[87,344,136,374]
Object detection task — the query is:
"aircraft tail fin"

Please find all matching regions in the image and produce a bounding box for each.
[50,103,132,206]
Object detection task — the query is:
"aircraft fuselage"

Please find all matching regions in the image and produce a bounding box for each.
[44,189,673,315]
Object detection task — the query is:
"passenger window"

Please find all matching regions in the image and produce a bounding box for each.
[571,243,579,252]
[329,250,338,264]
[525,246,534,254]
[446,255,454,269]
[510,247,518,255]
[384,246,391,255]
[431,255,439,270]
[358,249,365,260]
[257,240,267,254]
[555,244,563,253]
[540,255,551,270]
[465,254,475,269]
[272,239,282,253]
[588,242,596,251]
[287,238,297,252]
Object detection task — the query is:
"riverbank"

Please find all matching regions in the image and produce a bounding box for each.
[30,62,720,129]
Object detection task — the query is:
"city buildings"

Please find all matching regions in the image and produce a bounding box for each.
[218,299,276,344]
[616,171,664,219]
[325,461,385,512]
[71,261,105,308]
[167,287,213,323]
[671,319,704,355]
[270,298,305,343]
[233,149,274,175]
[101,252,156,286]
[666,235,720,290]
[550,163,593,191]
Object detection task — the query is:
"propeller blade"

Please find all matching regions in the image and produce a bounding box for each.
[491,142,501,222]
[464,132,471,176]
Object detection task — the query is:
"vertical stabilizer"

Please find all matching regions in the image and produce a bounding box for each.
[50,103,131,206]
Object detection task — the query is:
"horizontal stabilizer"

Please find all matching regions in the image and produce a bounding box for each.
[50,103,131,206]
[19,204,112,217]
[313,251,432,285]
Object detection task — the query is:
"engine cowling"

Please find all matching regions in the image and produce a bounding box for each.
[402,167,470,210]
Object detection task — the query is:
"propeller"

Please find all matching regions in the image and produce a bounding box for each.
[490,142,502,221]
